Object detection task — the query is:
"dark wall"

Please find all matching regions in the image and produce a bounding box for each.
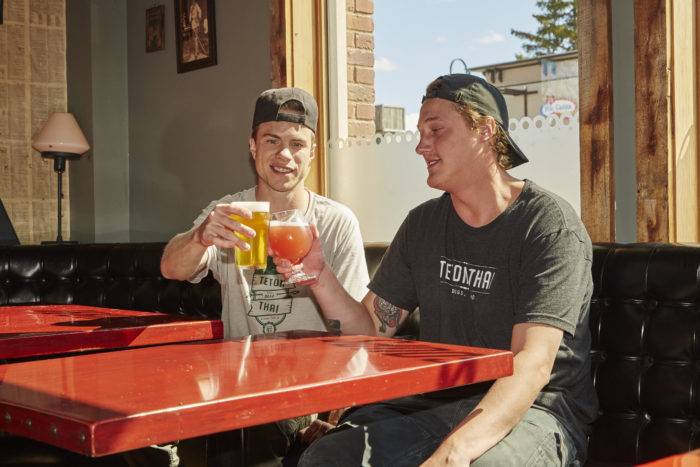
[68,0,271,242]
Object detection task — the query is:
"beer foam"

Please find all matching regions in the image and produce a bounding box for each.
[270,220,308,227]
[231,201,270,212]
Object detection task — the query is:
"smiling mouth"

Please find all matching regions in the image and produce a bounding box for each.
[271,166,294,174]
[426,159,440,169]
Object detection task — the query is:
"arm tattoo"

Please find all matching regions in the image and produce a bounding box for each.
[373,296,401,333]
[326,319,341,334]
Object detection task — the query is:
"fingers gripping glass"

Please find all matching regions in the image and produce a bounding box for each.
[269,209,316,285]
[229,201,270,269]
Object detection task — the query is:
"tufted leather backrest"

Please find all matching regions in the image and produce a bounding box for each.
[3,241,700,464]
[0,243,221,318]
[588,243,700,465]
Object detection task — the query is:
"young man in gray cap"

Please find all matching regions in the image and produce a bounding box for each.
[276,74,598,466]
[161,87,369,465]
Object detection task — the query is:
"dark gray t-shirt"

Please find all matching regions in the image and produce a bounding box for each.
[369,180,599,451]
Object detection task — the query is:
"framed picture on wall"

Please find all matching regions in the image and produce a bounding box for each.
[146,5,165,52]
[174,0,217,73]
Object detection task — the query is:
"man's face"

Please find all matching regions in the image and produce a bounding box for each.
[415,98,492,192]
[249,121,315,194]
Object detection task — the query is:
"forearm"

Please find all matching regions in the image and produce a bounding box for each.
[444,349,550,460]
[309,265,377,335]
[160,229,208,280]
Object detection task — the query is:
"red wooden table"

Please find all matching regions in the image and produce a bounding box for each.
[637,449,700,466]
[0,305,223,360]
[0,331,512,457]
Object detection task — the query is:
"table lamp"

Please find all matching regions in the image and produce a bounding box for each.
[32,112,90,244]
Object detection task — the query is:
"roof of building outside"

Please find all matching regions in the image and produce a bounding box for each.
[471,50,578,73]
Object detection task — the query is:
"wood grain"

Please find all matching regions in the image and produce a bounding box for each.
[578,0,615,242]
[671,0,698,242]
[635,0,669,242]
[269,0,287,88]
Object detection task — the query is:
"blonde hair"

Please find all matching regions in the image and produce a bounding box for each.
[455,103,515,170]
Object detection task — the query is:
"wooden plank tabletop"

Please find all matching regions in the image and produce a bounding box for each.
[0,331,512,456]
[0,305,223,359]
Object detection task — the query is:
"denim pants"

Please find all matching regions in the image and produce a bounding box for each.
[298,395,580,467]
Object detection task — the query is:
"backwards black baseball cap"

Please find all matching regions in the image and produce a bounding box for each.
[252,87,318,133]
[422,73,528,168]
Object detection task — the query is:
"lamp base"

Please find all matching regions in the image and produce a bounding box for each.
[41,240,78,245]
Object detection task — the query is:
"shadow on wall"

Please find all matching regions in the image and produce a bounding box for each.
[129,114,255,242]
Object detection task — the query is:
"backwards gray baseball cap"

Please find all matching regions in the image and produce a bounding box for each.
[252,87,318,133]
[422,73,528,168]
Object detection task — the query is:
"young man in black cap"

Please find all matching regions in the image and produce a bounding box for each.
[276,74,598,466]
[161,87,369,465]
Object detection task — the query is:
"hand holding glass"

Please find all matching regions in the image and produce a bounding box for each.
[228,201,269,269]
[269,209,316,285]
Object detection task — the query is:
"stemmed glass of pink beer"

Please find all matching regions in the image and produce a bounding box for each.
[268,209,316,285]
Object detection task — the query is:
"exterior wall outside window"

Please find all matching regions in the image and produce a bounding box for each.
[472,51,579,120]
[346,0,376,138]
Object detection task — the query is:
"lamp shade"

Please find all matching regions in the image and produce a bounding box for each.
[32,113,90,155]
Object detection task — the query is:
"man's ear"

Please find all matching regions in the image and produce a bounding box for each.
[478,117,497,141]
[249,138,257,159]
[309,141,317,161]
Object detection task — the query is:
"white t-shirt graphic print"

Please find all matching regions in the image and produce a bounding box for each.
[190,187,369,338]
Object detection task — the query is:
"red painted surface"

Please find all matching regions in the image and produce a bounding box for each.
[636,449,700,466]
[0,331,512,457]
[0,305,223,359]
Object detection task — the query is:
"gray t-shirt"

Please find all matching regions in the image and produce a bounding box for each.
[191,187,369,338]
[369,180,598,452]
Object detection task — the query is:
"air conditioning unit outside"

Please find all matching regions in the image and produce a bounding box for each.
[375,105,405,133]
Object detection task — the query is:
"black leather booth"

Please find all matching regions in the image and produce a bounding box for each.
[587,243,700,465]
[1,242,700,466]
[0,243,221,317]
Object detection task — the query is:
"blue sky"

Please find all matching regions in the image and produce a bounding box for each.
[374,0,540,128]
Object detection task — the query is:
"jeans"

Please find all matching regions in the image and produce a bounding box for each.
[208,415,314,467]
[298,395,579,467]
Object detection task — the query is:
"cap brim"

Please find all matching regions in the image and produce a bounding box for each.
[502,127,529,169]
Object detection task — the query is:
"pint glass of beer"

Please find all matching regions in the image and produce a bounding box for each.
[229,201,270,269]
[269,209,316,284]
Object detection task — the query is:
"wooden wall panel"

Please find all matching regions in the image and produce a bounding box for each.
[672,0,699,242]
[635,0,670,242]
[268,0,327,195]
[578,0,615,242]
[270,0,287,88]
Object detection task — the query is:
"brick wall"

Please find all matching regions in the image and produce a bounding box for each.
[1,0,67,244]
[346,0,375,138]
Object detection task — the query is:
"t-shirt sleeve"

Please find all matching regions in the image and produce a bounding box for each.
[188,246,216,284]
[328,214,370,302]
[368,215,418,312]
[193,199,220,229]
[515,228,592,336]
